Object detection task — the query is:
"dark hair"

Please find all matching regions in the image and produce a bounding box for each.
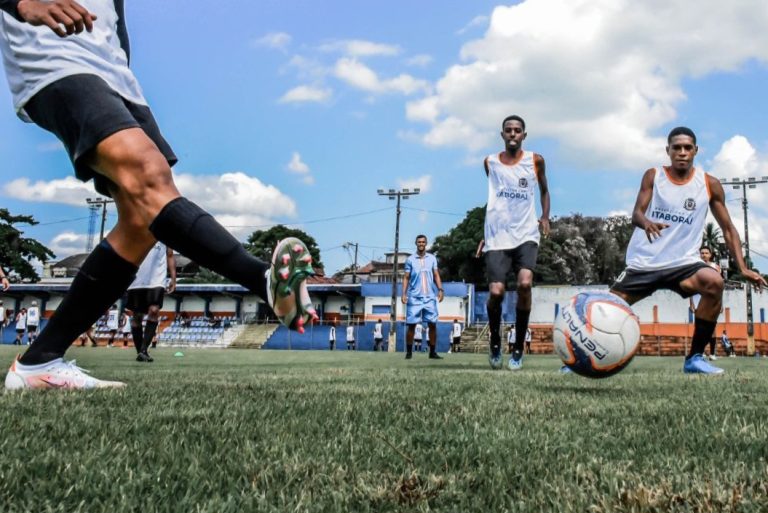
[415,234,427,242]
[667,126,696,145]
[502,115,526,131]
[700,245,712,252]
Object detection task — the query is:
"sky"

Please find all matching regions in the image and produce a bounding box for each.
[1,0,768,276]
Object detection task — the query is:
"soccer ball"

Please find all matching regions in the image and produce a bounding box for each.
[553,291,640,378]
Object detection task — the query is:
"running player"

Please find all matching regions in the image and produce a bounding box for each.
[483,115,550,370]
[1,0,316,389]
[105,304,119,347]
[401,235,444,360]
[611,127,765,375]
[25,300,40,345]
[126,242,175,362]
[373,319,383,351]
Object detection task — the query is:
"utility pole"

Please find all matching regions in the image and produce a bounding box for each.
[377,188,420,352]
[342,242,359,283]
[86,197,114,245]
[720,176,768,355]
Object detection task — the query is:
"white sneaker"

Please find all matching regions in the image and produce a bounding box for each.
[5,357,125,390]
[709,354,718,361]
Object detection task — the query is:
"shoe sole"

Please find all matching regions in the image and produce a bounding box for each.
[270,238,316,331]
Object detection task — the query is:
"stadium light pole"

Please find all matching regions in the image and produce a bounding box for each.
[86,197,114,244]
[377,187,420,352]
[720,176,768,355]
[342,242,359,283]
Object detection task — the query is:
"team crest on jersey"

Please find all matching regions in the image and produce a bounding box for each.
[683,198,696,211]
[519,178,528,188]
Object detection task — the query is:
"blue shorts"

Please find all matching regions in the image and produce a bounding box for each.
[406,297,438,325]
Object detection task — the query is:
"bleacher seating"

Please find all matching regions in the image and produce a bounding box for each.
[157,315,238,347]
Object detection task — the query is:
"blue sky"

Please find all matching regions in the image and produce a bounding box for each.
[2,0,768,275]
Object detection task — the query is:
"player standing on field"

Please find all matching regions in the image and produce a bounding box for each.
[610,127,765,375]
[0,0,316,389]
[451,319,462,353]
[25,300,40,345]
[401,235,444,360]
[483,115,550,371]
[346,323,356,351]
[105,304,119,347]
[126,242,175,362]
[328,323,336,351]
[14,307,26,345]
[373,319,383,351]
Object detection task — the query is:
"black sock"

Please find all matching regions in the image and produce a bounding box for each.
[514,309,531,355]
[20,240,137,365]
[689,318,717,358]
[149,198,269,300]
[142,320,158,353]
[487,301,502,355]
[131,323,144,354]
[406,344,413,354]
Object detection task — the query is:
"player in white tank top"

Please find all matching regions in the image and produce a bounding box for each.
[483,115,550,371]
[611,127,765,375]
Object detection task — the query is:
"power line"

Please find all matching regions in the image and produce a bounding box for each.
[17,216,91,227]
[401,206,466,217]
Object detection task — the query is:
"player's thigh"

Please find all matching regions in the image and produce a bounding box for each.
[678,266,723,297]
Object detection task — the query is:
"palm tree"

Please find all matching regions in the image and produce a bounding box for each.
[701,222,722,256]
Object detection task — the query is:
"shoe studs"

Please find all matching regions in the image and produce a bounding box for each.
[282,254,291,265]
[293,244,303,254]
[279,267,290,280]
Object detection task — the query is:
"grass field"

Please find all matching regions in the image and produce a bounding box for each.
[1,346,768,513]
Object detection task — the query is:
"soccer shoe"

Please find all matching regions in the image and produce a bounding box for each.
[266,238,318,333]
[708,354,718,361]
[405,352,413,360]
[136,352,154,363]
[507,352,523,371]
[683,354,725,375]
[5,357,126,390]
[428,352,443,360]
[488,346,503,370]
[559,365,573,374]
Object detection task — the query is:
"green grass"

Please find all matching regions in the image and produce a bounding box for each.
[1,347,768,513]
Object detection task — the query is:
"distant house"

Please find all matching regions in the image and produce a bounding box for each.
[334,252,411,284]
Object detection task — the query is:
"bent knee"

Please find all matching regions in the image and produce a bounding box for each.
[701,275,725,297]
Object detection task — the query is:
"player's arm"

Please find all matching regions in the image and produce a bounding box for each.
[12,0,96,37]
[534,153,551,237]
[708,176,767,290]
[632,168,668,242]
[483,157,490,177]
[0,266,9,291]
[166,247,177,293]
[433,266,444,302]
[401,271,410,304]
[475,239,484,258]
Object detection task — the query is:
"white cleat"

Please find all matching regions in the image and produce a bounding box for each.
[5,357,126,390]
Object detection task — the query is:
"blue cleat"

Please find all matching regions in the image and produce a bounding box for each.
[507,351,523,371]
[489,346,503,370]
[683,354,725,375]
[559,365,573,374]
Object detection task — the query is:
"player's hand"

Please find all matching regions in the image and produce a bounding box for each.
[17,0,97,38]
[539,217,550,238]
[401,295,407,305]
[438,290,444,303]
[643,220,669,243]
[741,269,767,292]
[167,281,176,294]
[1,276,9,291]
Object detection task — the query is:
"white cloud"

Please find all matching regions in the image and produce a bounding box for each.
[406,0,768,169]
[49,232,88,259]
[2,176,96,206]
[279,85,332,104]
[286,152,310,174]
[406,54,433,67]
[334,58,430,96]
[607,209,630,217]
[281,55,328,81]
[397,175,432,194]
[456,15,489,35]
[252,32,292,51]
[320,39,400,57]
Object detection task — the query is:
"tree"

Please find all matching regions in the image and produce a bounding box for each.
[701,222,723,255]
[431,206,486,284]
[0,208,56,282]
[245,225,323,271]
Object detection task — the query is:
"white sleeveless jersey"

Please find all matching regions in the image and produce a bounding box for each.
[626,167,711,270]
[484,151,540,251]
[16,312,26,330]
[373,323,383,338]
[26,306,39,326]
[106,309,119,330]
[129,242,168,290]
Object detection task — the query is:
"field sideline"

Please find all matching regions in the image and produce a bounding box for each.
[1,347,767,513]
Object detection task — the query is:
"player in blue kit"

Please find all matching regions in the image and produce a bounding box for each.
[401,235,444,360]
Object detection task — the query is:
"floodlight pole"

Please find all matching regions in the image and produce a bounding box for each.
[720,176,768,355]
[377,187,420,352]
[86,197,114,243]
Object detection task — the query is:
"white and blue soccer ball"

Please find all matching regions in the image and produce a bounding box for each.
[553,292,641,378]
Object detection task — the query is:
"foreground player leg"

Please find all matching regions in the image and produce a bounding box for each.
[487,282,505,370]
[508,269,532,371]
[405,324,415,359]
[137,305,159,362]
[131,314,144,356]
[681,269,725,375]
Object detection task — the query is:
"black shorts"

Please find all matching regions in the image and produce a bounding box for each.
[485,242,539,284]
[452,336,461,344]
[611,262,711,298]
[24,74,177,197]
[26,325,37,333]
[126,287,166,314]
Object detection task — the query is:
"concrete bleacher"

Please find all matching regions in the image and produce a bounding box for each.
[157,316,239,348]
[261,321,458,352]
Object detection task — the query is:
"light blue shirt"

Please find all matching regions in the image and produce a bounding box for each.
[404,253,438,300]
